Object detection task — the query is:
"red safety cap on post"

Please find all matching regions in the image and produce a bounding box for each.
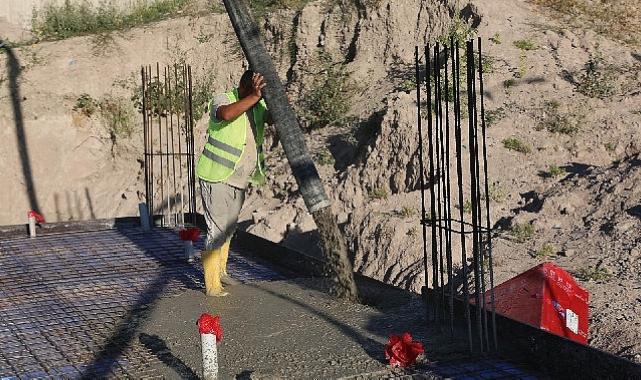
[28,211,46,224]
[197,313,223,341]
[385,332,424,368]
[179,227,200,242]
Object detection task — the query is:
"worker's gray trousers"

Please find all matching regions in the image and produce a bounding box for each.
[199,179,246,250]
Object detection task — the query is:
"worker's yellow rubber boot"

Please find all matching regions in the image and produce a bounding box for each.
[220,239,231,277]
[202,248,228,297]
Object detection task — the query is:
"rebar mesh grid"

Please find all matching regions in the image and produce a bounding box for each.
[0,227,285,378]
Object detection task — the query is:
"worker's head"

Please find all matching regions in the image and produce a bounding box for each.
[238,69,254,98]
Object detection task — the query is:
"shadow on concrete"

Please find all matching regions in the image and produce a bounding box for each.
[53,188,97,222]
[139,333,199,379]
[80,223,207,379]
[1,40,41,215]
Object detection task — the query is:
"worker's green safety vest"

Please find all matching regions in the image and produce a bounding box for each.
[196,88,267,186]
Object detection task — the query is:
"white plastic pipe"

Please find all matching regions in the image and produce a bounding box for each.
[201,333,218,380]
[28,215,36,238]
[184,240,195,263]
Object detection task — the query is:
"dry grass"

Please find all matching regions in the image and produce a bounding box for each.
[531,0,641,46]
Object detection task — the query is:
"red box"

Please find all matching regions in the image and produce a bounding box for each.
[484,262,589,344]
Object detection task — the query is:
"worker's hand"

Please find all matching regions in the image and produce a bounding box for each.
[251,73,266,99]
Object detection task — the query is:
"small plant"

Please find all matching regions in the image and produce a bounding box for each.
[407,226,418,237]
[315,148,335,166]
[462,200,473,214]
[576,266,611,282]
[73,94,99,117]
[482,182,506,203]
[368,187,388,200]
[513,39,538,51]
[400,79,417,93]
[210,0,225,13]
[502,137,531,154]
[398,206,416,218]
[503,78,516,88]
[535,243,556,259]
[604,142,616,152]
[576,54,617,99]
[510,222,534,243]
[538,100,579,135]
[485,107,507,127]
[301,51,356,130]
[100,95,136,140]
[547,165,566,178]
[489,33,502,44]
[515,53,527,78]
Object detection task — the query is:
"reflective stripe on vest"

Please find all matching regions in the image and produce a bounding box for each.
[201,148,236,169]
[207,135,243,157]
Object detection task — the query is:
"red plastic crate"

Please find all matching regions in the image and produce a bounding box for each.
[484,262,589,344]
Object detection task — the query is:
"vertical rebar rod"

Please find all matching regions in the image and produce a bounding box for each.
[454,40,473,353]
[478,36,498,350]
[142,67,150,223]
[437,44,450,326]
[188,66,196,226]
[148,66,153,223]
[156,63,164,227]
[471,39,489,351]
[164,67,171,227]
[434,43,445,324]
[169,66,178,227]
[425,44,439,322]
[444,46,455,338]
[182,65,192,225]
[466,40,484,353]
[175,65,185,227]
[415,47,430,317]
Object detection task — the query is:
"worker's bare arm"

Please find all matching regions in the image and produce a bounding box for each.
[217,73,266,121]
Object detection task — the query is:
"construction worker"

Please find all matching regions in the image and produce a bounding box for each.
[196,70,270,296]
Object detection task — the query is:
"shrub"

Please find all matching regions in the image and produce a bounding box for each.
[535,243,556,259]
[502,137,531,154]
[301,51,356,130]
[510,222,534,243]
[368,187,388,200]
[576,266,611,282]
[100,95,136,140]
[538,100,579,135]
[576,55,617,99]
[513,39,537,51]
[74,94,99,117]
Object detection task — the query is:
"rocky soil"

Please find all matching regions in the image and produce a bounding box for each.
[1,0,640,363]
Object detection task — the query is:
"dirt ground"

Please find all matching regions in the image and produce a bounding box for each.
[2,0,641,364]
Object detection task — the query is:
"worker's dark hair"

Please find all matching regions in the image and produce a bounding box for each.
[239,69,254,90]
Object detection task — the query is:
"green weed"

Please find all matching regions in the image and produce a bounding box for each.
[576,266,612,282]
[32,0,190,40]
[510,222,534,243]
[368,187,388,200]
[398,206,416,218]
[535,243,556,259]
[576,54,617,99]
[547,165,566,178]
[485,107,507,127]
[538,100,579,135]
[73,94,99,117]
[513,39,538,51]
[503,78,517,88]
[489,33,502,44]
[100,95,136,140]
[301,51,356,130]
[502,137,531,154]
[604,142,616,152]
[315,148,336,166]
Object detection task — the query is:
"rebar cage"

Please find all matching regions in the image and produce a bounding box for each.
[415,38,498,354]
[141,64,197,228]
